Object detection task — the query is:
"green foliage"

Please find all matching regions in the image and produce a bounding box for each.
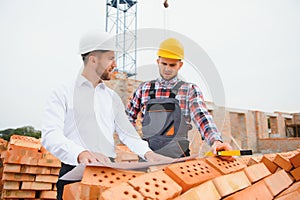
[0,126,41,141]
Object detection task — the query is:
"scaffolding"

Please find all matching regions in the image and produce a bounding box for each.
[106,0,137,77]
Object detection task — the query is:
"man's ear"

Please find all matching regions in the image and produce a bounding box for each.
[89,55,96,64]
[156,58,160,64]
[178,61,183,69]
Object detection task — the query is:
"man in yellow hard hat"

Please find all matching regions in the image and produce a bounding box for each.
[126,38,234,160]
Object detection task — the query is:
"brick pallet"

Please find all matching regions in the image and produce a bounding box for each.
[0,135,60,199]
[63,148,300,200]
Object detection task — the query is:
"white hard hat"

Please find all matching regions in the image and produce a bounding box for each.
[78,30,117,54]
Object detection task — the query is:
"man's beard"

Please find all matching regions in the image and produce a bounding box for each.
[101,71,110,80]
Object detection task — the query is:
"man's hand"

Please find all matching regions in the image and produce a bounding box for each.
[211,140,235,161]
[144,151,174,163]
[78,150,111,164]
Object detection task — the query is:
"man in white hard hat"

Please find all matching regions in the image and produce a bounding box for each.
[41,30,173,200]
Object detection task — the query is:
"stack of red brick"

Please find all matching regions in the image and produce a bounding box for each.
[0,135,61,199]
[0,138,8,194]
[0,134,299,199]
[63,148,300,200]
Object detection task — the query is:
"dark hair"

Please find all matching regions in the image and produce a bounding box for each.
[81,50,111,61]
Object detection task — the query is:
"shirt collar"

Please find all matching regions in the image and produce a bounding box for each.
[158,76,179,87]
[76,74,106,89]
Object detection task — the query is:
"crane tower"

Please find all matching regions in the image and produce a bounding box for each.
[106,0,137,77]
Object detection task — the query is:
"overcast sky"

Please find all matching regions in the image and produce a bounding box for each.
[1,0,300,130]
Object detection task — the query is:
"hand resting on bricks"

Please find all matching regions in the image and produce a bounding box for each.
[78,150,111,164]
[211,140,235,161]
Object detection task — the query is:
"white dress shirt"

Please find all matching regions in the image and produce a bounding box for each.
[41,74,151,165]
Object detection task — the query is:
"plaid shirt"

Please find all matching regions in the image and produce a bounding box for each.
[126,77,222,146]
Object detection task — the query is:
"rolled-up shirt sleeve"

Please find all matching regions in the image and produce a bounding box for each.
[41,86,85,165]
[188,84,223,146]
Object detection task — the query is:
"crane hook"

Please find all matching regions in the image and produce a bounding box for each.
[163,0,169,8]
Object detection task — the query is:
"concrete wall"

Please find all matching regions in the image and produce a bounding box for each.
[245,111,258,152]
[276,112,287,138]
[258,138,300,153]
[254,111,269,139]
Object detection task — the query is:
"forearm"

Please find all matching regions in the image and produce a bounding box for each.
[189,87,222,146]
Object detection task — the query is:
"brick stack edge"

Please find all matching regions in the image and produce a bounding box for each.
[0,135,300,199]
[0,135,60,199]
[61,147,300,200]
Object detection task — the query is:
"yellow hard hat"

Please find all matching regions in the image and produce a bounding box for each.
[157,38,184,60]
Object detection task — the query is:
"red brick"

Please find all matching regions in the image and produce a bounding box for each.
[40,145,49,153]
[50,167,60,175]
[35,174,58,183]
[63,182,80,200]
[128,170,182,199]
[205,157,247,174]
[274,190,300,200]
[21,165,51,174]
[0,137,8,147]
[290,152,300,168]
[3,181,20,190]
[63,182,103,200]
[147,164,168,172]
[243,163,271,183]
[63,182,81,200]
[165,159,221,192]
[212,170,251,197]
[21,181,52,190]
[7,144,42,158]
[81,166,145,189]
[3,163,21,173]
[263,169,293,196]
[290,167,300,181]
[247,156,262,166]
[274,154,294,172]
[174,180,221,200]
[100,182,146,200]
[276,181,300,198]
[40,190,57,199]
[261,154,279,173]
[0,150,7,159]
[236,157,251,166]
[223,180,273,200]
[37,158,61,167]
[1,190,36,198]
[41,152,59,160]
[3,151,38,165]
[9,134,41,149]
[115,148,139,163]
[2,172,35,181]
[40,146,58,160]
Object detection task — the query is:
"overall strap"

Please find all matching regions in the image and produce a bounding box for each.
[149,80,156,99]
[169,81,185,98]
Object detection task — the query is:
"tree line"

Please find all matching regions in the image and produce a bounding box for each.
[0,126,41,141]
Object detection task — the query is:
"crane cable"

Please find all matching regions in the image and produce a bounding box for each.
[163,0,169,36]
